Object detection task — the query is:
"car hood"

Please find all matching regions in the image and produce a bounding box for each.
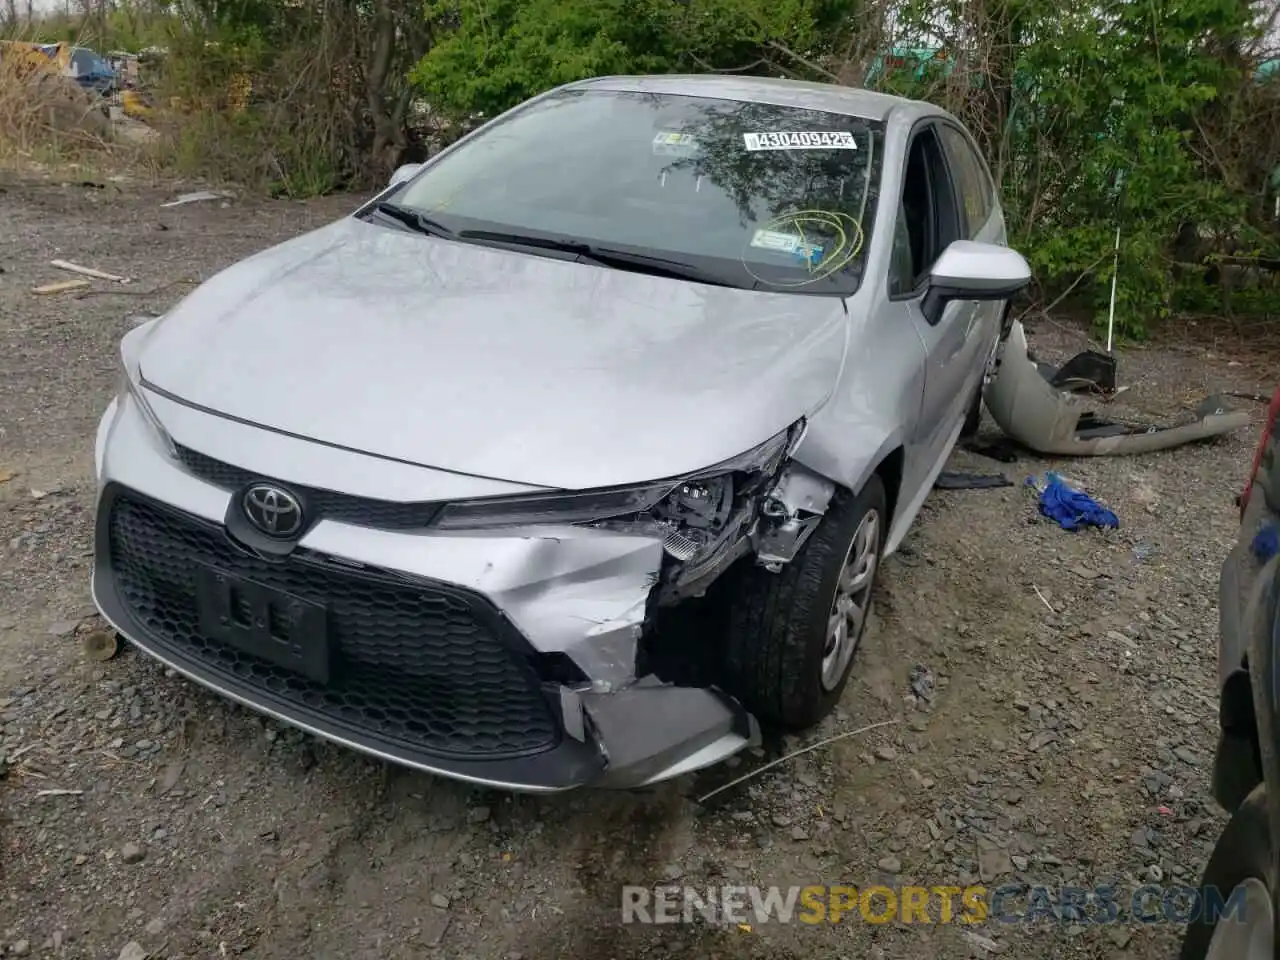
[140,216,848,490]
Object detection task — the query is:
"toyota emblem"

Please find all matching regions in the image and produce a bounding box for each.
[242,484,303,538]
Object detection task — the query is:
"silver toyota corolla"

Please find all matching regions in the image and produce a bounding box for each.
[93,75,1031,791]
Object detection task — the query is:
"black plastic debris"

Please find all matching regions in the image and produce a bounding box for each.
[934,471,1013,490]
[964,437,1020,463]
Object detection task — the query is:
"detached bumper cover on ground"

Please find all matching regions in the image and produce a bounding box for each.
[92,395,759,792]
[985,320,1251,456]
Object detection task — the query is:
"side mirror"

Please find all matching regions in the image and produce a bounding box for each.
[388,163,423,188]
[921,240,1032,326]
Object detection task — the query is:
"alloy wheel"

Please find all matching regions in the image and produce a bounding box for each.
[821,509,880,692]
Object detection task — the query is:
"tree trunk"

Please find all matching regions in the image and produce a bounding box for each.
[365,0,403,176]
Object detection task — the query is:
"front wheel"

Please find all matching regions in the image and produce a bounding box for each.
[1178,784,1276,960]
[720,475,887,729]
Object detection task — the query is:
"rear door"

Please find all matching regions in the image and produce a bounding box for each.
[936,122,1005,374]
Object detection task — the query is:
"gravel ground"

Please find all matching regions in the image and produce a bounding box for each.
[0,173,1273,960]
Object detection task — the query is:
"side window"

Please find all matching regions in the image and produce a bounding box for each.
[889,125,963,297]
[889,210,914,293]
[937,125,994,240]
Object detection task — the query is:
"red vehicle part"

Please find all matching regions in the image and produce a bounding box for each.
[1241,386,1280,516]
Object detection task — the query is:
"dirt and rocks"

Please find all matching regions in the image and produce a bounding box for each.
[0,172,1273,959]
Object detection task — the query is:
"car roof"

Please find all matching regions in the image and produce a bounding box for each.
[570,74,939,124]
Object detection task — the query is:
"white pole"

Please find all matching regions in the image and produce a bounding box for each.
[1106,225,1120,354]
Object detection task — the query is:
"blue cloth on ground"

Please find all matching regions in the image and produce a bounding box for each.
[1253,524,1279,561]
[1034,472,1119,531]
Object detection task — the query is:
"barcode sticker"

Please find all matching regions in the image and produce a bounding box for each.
[743,131,857,151]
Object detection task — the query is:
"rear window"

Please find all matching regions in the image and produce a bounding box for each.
[395,88,887,295]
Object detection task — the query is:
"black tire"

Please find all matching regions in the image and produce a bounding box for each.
[721,474,887,730]
[960,383,983,439]
[962,328,1003,440]
[1179,784,1276,960]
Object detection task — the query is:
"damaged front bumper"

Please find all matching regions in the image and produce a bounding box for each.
[89,394,829,791]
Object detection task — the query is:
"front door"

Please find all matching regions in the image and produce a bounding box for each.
[888,122,983,467]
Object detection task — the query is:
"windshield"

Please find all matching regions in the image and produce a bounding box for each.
[392,88,885,295]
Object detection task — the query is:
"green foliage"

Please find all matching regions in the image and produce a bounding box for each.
[138,2,374,197]
[24,6,175,50]
[411,0,857,120]
[167,108,342,198]
[410,0,665,118]
[885,0,1280,335]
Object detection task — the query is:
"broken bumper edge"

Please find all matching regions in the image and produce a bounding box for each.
[583,683,760,789]
[93,559,757,793]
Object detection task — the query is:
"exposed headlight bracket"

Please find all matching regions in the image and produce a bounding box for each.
[588,426,804,604]
[752,462,836,571]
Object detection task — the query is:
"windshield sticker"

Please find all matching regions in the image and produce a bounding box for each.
[743,131,858,151]
[750,229,803,253]
[652,131,700,155]
[795,242,825,265]
[749,229,825,264]
[742,210,864,288]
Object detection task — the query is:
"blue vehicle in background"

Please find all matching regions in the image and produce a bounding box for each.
[39,43,118,96]
[69,46,118,96]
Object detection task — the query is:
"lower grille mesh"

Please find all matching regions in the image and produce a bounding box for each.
[107,494,558,759]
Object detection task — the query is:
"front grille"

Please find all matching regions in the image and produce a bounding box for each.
[175,445,442,530]
[106,493,558,759]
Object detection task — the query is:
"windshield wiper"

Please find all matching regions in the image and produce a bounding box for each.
[590,246,743,288]
[364,201,457,240]
[457,229,742,288]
